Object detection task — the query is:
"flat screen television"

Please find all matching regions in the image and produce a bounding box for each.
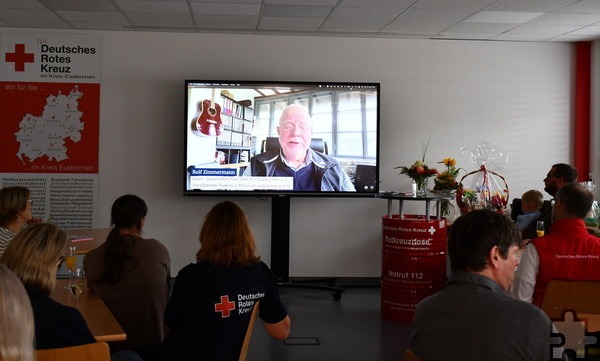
[184,80,380,197]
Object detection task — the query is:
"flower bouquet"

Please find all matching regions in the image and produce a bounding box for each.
[395,138,437,196]
[397,161,437,196]
[433,158,463,193]
[430,158,464,220]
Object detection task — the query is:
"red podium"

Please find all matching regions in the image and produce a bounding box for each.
[379,192,453,323]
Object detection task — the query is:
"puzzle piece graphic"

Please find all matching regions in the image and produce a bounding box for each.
[551,310,598,359]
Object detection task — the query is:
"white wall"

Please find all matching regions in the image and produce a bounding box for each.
[3,29,577,277]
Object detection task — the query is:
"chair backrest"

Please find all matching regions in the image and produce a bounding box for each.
[541,280,600,319]
[238,301,260,361]
[261,137,328,154]
[405,349,422,361]
[354,164,377,191]
[510,197,552,222]
[35,342,110,361]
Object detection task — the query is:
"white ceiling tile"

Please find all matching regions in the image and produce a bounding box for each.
[0,0,598,42]
[0,0,47,9]
[330,7,404,20]
[190,0,260,3]
[38,0,118,11]
[381,20,454,34]
[57,10,128,22]
[412,0,496,11]
[127,12,193,27]
[114,0,189,14]
[191,2,260,16]
[339,0,415,8]
[4,18,72,28]
[529,12,600,25]
[396,8,473,23]
[259,16,324,31]
[558,0,600,14]
[69,21,132,30]
[465,11,545,24]
[194,14,258,29]
[504,23,584,35]
[443,22,518,36]
[264,0,338,5]
[262,4,333,18]
[487,0,579,12]
[320,18,390,32]
[551,33,600,41]
[490,33,554,41]
[566,25,600,35]
[0,8,63,20]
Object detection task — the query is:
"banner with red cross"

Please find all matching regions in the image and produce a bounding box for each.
[0,32,101,229]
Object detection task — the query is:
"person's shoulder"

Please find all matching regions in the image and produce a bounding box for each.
[310,150,344,170]
[177,261,213,277]
[28,289,80,314]
[510,298,551,326]
[85,241,106,257]
[144,237,170,252]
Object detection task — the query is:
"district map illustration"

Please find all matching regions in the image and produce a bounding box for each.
[14,85,84,164]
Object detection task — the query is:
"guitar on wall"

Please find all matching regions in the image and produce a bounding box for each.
[191,88,223,137]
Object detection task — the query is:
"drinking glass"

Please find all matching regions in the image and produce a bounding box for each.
[65,246,77,289]
[536,221,545,237]
[69,267,84,306]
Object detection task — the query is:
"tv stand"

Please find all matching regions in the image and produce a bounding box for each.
[270,196,345,301]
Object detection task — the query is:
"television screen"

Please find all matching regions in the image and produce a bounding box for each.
[184,80,380,197]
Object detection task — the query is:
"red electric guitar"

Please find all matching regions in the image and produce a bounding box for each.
[191,88,222,136]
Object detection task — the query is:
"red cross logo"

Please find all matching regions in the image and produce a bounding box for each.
[5,44,35,72]
[214,295,235,318]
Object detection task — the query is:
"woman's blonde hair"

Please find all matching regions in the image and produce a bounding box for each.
[0,223,68,295]
[0,264,34,361]
[196,201,260,267]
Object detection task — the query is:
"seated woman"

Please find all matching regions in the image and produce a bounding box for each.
[0,186,35,256]
[138,201,291,361]
[0,223,96,349]
[1,223,144,361]
[0,263,35,361]
[84,195,171,350]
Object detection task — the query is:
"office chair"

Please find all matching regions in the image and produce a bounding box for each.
[510,198,552,222]
[261,137,328,154]
[541,280,600,319]
[541,280,600,358]
[354,164,377,191]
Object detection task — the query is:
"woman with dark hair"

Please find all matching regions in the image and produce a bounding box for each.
[138,201,290,361]
[84,195,171,350]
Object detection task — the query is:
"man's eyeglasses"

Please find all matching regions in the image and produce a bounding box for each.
[280,124,309,133]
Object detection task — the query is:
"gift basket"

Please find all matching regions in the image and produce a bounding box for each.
[455,141,509,215]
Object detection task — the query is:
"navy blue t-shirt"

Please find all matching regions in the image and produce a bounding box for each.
[139,261,288,361]
[27,289,95,349]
